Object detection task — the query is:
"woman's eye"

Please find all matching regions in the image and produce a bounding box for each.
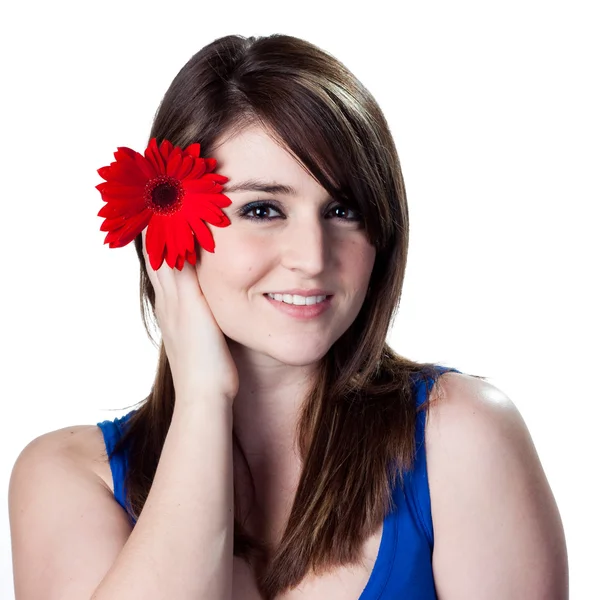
[238,201,282,221]
[328,205,361,222]
[237,200,363,223]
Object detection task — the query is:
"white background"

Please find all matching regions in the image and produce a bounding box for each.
[1,0,598,597]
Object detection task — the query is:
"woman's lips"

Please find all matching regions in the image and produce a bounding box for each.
[263,294,333,319]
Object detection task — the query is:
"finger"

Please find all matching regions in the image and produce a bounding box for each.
[174,258,205,306]
[171,236,204,301]
[141,228,161,294]
[143,226,177,301]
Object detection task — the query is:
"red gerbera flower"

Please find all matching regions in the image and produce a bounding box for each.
[96,137,231,271]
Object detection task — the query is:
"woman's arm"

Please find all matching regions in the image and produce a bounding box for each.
[9,396,234,600]
[426,373,568,599]
[91,397,234,600]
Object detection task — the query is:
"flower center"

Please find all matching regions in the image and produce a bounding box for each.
[144,175,184,215]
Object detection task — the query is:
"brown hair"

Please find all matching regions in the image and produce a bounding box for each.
[108,33,483,598]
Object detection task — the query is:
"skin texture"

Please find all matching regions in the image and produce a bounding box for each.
[427,372,569,598]
[195,124,376,464]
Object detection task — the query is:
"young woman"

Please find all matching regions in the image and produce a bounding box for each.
[9,34,568,600]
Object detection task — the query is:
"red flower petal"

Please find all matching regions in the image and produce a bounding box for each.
[130,150,157,180]
[108,146,157,181]
[180,234,196,262]
[113,147,138,161]
[98,152,148,188]
[212,213,231,228]
[188,215,215,253]
[98,195,146,220]
[184,158,207,180]
[182,196,230,227]
[144,138,166,175]
[175,154,195,181]
[97,166,112,181]
[181,178,219,194]
[96,181,145,201]
[174,214,195,264]
[111,147,151,177]
[166,150,183,178]
[146,216,168,270]
[159,139,174,163]
[102,162,148,187]
[187,247,197,265]
[188,192,232,209]
[203,173,229,184]
[100,215,128,232]
[161,213,195,270]
[184,142,200,158]
[175,247,197,270]
[103,209,152,247]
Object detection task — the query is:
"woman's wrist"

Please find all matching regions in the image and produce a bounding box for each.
[173,386,235,416]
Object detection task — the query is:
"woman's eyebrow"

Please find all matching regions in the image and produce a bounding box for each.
[224,179,297,195]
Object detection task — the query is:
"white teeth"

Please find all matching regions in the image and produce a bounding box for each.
[268,293,327,306]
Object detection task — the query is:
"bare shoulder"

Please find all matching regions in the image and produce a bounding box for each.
[9,424,132,599]
[427,371,517,427]
[424,371,569,599]
[15,423,114,494]
[71,424,115,493]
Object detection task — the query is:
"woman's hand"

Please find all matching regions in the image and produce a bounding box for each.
[141,230,239,406]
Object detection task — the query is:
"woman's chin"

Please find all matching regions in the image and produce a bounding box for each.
[228,337,331,368]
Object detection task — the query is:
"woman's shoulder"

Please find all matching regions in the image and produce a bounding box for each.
[21,423,115,495]
[423,371,567,595]
[424,370,523,476]
[426,370,517,422]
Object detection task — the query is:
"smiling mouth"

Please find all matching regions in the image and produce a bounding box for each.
[264,293,331,306]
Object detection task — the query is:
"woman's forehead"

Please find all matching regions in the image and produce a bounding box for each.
[215,127,327,195]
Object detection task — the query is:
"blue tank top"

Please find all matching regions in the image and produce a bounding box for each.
[97,364,461,599]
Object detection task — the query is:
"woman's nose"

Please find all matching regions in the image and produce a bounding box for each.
[280,218,328,276]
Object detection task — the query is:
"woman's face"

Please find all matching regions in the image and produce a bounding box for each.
[196,124,376,367]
